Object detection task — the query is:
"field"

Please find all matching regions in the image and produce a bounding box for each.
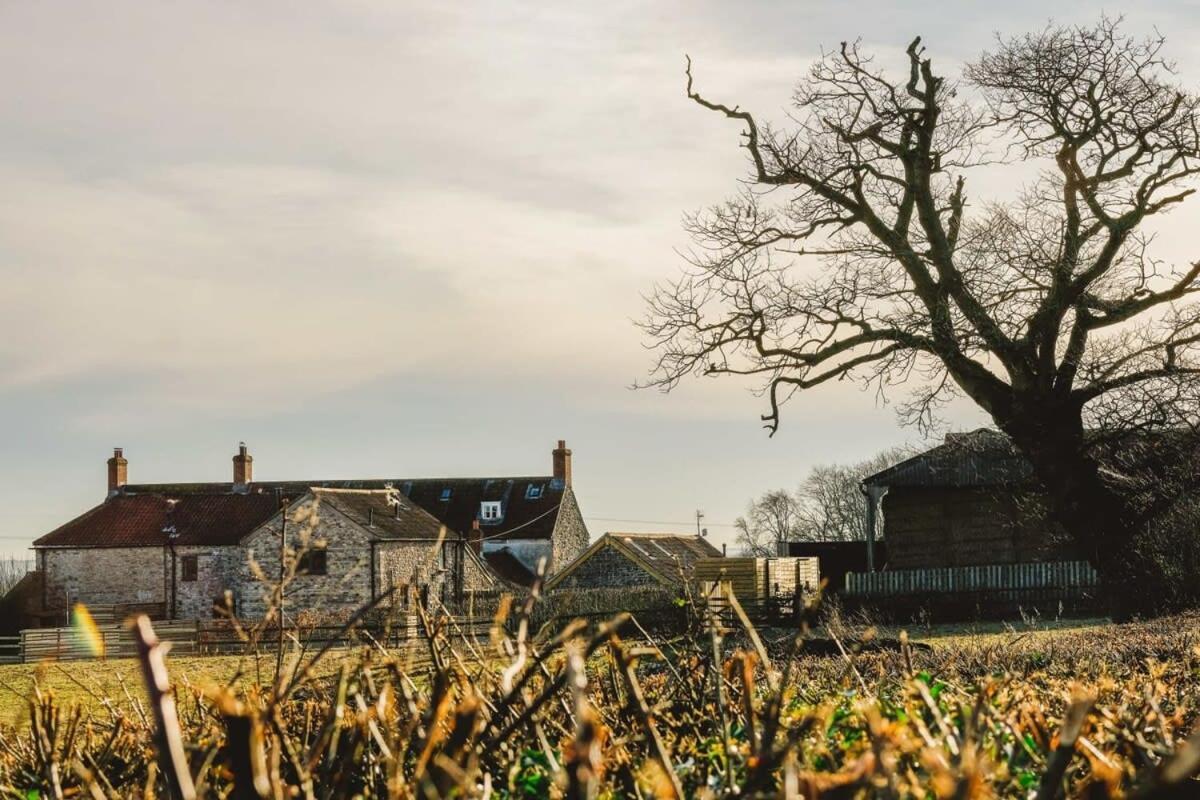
[1,606,1199,798]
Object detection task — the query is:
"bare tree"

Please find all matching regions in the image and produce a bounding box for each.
[795,447,914,541]
[643,20,1200,600]
[0,557,31,597]
[734,490,800,555]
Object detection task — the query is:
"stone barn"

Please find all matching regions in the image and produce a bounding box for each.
[545,532,721,592]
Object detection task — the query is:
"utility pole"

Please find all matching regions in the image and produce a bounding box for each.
[276,495,289,678]
[695,509,705,537]
[455,536,465,610]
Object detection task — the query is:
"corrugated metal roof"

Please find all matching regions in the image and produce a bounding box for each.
[862,429,1034,489]
[548,532,722,590]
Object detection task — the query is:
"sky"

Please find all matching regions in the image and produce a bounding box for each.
[2,1,1199,558]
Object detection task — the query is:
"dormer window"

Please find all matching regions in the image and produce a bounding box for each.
[525,484,544,500]
[480,501,502,522]
[439,488,452,502]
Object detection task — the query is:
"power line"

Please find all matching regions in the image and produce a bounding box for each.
[585,516,738,529]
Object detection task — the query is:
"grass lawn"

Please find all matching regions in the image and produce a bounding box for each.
[0,651,272,729]
[882,615,1113,647]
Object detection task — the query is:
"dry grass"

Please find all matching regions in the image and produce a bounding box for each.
[2,601,1200,798]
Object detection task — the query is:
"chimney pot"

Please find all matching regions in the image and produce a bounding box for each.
[107,447,128,496]
[469,519,483,555]
[552,439,572,488]
[233,443,253,488]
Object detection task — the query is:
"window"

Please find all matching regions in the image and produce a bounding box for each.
[297,548,328,576]
[180,555,198,582]
[525,484,544,500]
[439,488,453,502]
[480,501,502,522]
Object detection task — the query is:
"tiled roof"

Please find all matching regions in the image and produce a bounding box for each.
[312,489,446,541]
[119,476,565,540]
[33,488,464,550]
[33,493,290,549]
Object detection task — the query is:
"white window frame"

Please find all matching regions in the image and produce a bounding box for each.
[480,501,502,521]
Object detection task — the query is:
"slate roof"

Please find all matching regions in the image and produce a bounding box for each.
[33,493,291,549]
[118,476,565,541]
[862,429,1034,489]
[546,532,722,590]
[482,548,537,586]
[312,489,446,541]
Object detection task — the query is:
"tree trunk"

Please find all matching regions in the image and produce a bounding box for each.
[999,411,1156,617]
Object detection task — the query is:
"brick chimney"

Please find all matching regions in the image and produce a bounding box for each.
[469,519,483,555]
[552,439,572,488]
[233,442,253,489]
[107,448,127,496]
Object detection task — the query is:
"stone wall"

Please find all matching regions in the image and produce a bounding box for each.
[376,540,499,608]
[173,545,243,619]
[237,496,373,620]
[41,546,165,612]
[462,548,495,592]
[554,544,659,590]
[376,539,446,602]
[550,487,589,573]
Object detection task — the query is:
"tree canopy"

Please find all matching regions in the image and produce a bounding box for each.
[644,19,1200,602]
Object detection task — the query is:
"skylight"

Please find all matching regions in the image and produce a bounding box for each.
[439,488,452,502]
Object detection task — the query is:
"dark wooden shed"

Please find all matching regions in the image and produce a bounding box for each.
[861,430,1080,570]
[782,541,885,593]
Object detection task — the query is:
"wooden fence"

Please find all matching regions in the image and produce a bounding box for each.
[844,560,1099,598]
[19,620,200,662]
[14,614,501,663]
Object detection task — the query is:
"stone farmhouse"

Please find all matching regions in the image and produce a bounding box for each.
[27,441,589,622]
[545,532,721,592]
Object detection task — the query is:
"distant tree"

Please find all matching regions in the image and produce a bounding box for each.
[795,447,914,541]
[643,20,1200,604]
[0,557,28,597]
[734,489,800,556]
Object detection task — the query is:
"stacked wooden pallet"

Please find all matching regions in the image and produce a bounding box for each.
[693,557,821,602]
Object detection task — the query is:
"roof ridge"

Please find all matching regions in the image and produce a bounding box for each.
[122,475,556,489]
